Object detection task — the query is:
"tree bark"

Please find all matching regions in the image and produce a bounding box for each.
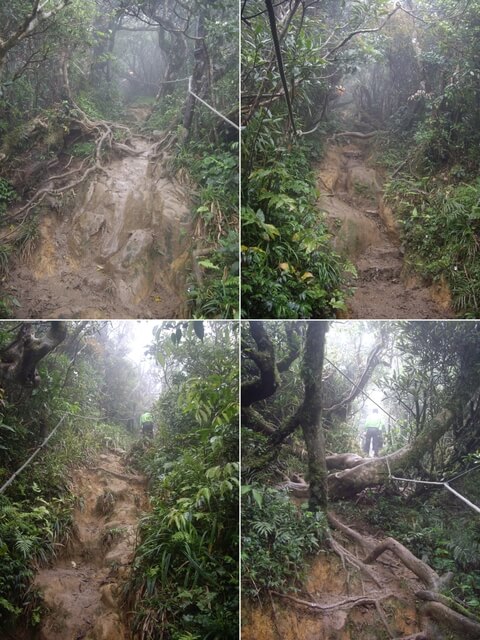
[242,321,281,407]
[301,322,328,511]
[182,14,206,139]
[328,407,454,499]
[0,322,67,387]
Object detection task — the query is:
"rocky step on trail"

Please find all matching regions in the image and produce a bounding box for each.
[33,451,146,640]
[3,135,192,319]
[316,143,452,319]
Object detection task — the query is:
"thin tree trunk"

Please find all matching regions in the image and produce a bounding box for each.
[301,321,328,511]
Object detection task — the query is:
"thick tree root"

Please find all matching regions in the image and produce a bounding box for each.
[363,538,441,590]
[421,601,480,639]
[327,513,480,639]
[329,535,382,588]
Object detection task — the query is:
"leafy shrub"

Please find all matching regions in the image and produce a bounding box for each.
[242,115,352,318]
[174,142,239,318]
[242,486,327,598]
[386,176,480,316]
[125,328,239,639]
[0,178,16,216]
[70,141,95,157]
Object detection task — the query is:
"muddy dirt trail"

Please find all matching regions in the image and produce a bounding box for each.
[242,512,425,640]
[33,451,146,640]
[316,143,452,318]
[4,134,192,319]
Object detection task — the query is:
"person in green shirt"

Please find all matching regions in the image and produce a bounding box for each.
[140,411,154,438]
[363,407,384,457]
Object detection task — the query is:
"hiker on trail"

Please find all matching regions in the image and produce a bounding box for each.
[140,412,154,439]
[363,407,384,457]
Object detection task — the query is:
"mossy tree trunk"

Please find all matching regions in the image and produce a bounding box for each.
[301,321,328,511]
[0,321,67,388]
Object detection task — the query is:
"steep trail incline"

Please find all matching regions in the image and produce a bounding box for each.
[316,143,452,318]
[34,450,146,640]
[242,511,424,640]
[4,134,192,318]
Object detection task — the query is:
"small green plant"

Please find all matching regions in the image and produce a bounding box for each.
[242,486,327,598]
[70,141,95,158]
[0,178,17,216]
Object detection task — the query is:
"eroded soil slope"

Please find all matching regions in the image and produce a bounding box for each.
[316,143,451,318]
[242,512,423,640]
[34,450,146,640]
[4,137,192,318]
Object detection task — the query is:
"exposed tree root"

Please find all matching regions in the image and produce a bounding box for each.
[267,509,480,639]
[272,589,396,638]
[325,512,480,639]
[329,535,382,588]
[421,601,480,639]
[327,512,373,553]
[416,590,480,624]
[363,537,441,590]
[4,104,142,230]
[270,589,394,612]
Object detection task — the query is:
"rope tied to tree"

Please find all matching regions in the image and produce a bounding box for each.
[0,414,67,495]
[384,456,480,515]
[187,76,241,131]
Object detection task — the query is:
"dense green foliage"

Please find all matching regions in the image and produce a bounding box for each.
[242,130,352,318]
[125,322,239,639]
[242,486,327,598]
[386,177,480,316]
[175,143,239,319]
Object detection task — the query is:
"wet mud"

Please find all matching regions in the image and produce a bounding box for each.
[316,143,452,318]
[4,137,192,318]
[33,451,146,640]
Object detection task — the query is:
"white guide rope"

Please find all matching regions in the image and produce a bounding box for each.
[384,456,480,515]
[0,414,67,494]
[187,76,241,131]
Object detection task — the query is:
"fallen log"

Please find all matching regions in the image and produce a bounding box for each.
[328,408,454,500]
[326,453,365,470]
